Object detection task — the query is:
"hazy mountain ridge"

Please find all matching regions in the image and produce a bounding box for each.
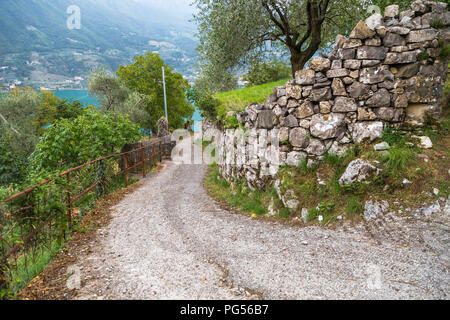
[0,0,198,88]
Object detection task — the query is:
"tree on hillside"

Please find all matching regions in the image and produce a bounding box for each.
[88,67,129,112]
[193,0,370,79]
[243,57,291,87]
[116,52,194,132]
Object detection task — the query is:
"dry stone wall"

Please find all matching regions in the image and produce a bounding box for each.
[214,0,450,189]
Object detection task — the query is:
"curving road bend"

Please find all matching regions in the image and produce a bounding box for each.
[74,161,450,300]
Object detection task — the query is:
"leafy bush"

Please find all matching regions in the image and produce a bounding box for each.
[186,88,220,121]
[29,108,142,175]
[243,58,291,87]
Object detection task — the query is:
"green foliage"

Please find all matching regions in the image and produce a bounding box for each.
[308,202,335,223]
[381,147,417,177]
[345,197,364,217]
[440,44,450,60]
[194,0,368,80]
[116,52,194,132]
[418,51,430,61]
[382,126,407,147]
[88,67,129,112]
[29,108,142,175]
[0,129,26,186]
[215,78,289,114]
[243,58,291,87]
[193,63,238,94]
[370,0,414,12]
[186,88,220,120]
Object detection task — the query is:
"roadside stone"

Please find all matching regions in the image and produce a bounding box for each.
[339,159,381,186]
[363,200,389,221]
[374,142,390,151]
[413,135,433,149]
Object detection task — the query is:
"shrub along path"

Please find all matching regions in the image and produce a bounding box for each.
[37,160,446,300]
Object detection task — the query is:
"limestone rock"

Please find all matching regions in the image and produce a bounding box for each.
[310,87,333,102]
[357,46,387,60]
[257,110,276,129]
[360,67,394,84]
[363,200,389,221]
[349,121,384,143]
[331,78,347,96]
[333,97,357,112]
[310,113,346,140]
[326,68,350,78]
[339,159,381,186]
[407,29,437,43]
[350,20,376,39]
[296,101,315,119]
[286,84,303,99]
[365,13,383,30]
[289,127,310,148]
[384,51,418,64]
[286,151,307,167]
[295,69,315,85]
[309,58,331,72]
[385,5,399,18]
[282,115,298,128]
[366,88,391,107]
[347,81,369,98]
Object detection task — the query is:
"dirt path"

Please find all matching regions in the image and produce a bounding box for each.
[72,161,449,300]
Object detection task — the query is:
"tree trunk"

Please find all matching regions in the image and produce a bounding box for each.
[290,51,311,78]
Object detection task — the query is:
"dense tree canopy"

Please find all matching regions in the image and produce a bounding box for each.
[116,52,194,132]
[29,108,142,175]
[193,0,370,82]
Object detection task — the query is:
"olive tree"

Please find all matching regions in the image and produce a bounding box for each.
[194,0,370,79]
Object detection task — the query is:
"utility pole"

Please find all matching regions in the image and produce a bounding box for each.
[162,66,168,122]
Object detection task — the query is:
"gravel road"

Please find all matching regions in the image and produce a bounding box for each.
[73,161,449,300]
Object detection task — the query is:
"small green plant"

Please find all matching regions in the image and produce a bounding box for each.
[382,126,407,147]
[418,51,430,61]
[381,147,416,177]
[440,44,450,60]
[345,197,363,217]
[308,202,335,222]
[430,19,445,29]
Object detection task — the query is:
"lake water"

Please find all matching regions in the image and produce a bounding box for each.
[54,89,204,132]
[54,90,99,108]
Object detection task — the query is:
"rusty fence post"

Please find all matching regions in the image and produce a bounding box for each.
[142,147,146,178]
[66,172,72,230]
[123,154,128,186]
[159,141,163,162]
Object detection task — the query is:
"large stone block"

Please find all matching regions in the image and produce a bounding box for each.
[295,69,315,85]
[350,20,376,39]
[356,46,387,60]
[406,29,438,43]
[296,101,315,119]
[310,113,346,140]
[333,97,358,112]
[289,127,310,148]
[309,57,331,71]
[360,67,394,84]
[310,87,333,102]
[384,51,418,64]
[349,121,384,143]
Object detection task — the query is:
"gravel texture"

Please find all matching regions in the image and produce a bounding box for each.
[73,161,449,300]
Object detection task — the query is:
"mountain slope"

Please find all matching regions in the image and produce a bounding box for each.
[0,0,198,87]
